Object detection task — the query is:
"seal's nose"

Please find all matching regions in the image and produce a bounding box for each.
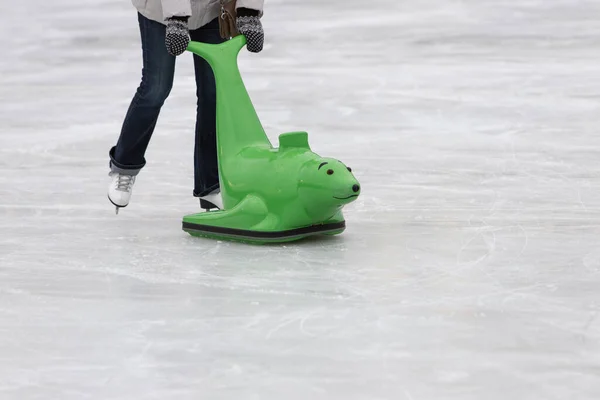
[352,184,360,193]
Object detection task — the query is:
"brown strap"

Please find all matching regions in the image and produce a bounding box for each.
[219,0,239,39]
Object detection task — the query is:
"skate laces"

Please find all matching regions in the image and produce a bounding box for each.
[115,174,135,192]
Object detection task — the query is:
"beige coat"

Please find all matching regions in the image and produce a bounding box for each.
[131,0,264,30]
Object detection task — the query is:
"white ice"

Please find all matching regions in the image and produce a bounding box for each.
[1,0,600,399]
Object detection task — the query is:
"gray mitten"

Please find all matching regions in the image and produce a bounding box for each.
[165,17,190,56]
[236,9,264,53]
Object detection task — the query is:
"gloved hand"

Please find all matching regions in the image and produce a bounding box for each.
[165,17,190,56]
[236,8,264,53]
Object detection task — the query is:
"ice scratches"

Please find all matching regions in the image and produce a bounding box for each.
[265,308,324,340]
[582,251,600,273]
[456,227,496,267]
[456,223,530,266]
[99,265,353,301]
[583,310,600,334]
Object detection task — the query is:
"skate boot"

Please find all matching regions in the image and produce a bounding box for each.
[108,172,136,214]
[199,188,223,211]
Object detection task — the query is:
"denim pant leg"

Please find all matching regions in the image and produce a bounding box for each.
[190,18,226,197]
[110,13,176,176]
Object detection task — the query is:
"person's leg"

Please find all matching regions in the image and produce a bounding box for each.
[109,13,176,176]
[189,18,226,197]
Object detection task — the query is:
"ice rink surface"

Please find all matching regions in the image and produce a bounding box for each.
[1,0,600,398]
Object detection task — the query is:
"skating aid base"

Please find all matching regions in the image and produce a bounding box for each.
[182,220,346,244]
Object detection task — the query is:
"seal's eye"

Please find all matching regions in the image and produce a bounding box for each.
[327,169,334,175]
[347,167,352,172]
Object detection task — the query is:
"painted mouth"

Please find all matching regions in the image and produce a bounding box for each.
[333,195,359,200]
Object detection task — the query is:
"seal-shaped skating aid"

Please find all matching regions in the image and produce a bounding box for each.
[182,36,360,243]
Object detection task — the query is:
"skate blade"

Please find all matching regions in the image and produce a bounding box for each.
[107,195,126,215]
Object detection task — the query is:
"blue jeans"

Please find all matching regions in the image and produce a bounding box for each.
[109,13,225,197]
